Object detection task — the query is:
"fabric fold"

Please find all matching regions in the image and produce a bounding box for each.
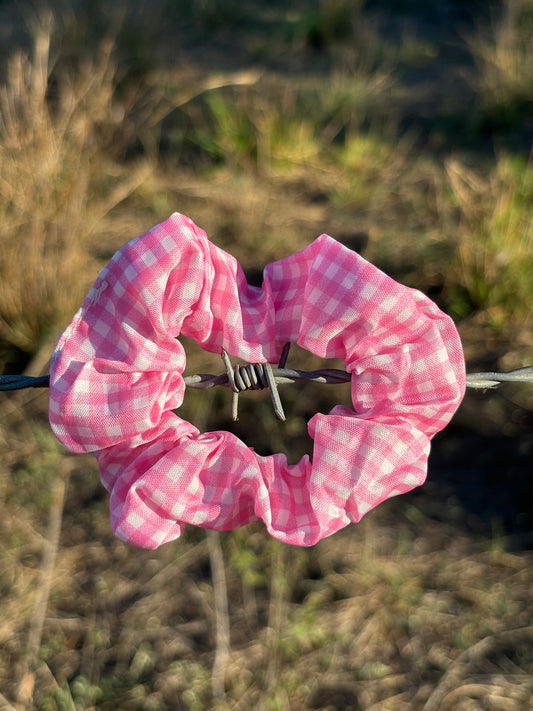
[49,212,465,548]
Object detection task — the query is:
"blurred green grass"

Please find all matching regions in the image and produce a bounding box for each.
[1,1,532,709]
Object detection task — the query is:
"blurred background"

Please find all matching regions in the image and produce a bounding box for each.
[0,1,532,709]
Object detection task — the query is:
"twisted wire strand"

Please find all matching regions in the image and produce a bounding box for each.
[0,374,51,390]
[2,367,533,393]
[465,366,533,389]
[1,359,533,419]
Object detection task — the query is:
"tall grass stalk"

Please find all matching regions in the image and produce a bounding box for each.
[447,153,533,326]
[0,16,151,360]
[469,0,533,116]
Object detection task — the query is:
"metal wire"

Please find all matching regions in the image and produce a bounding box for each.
[465,366,533,389]
[0,365,351,392]
[221,349,285,421]
[1,354,533,419]
[0,374,51,391]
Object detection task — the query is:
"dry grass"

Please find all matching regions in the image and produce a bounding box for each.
[447,153,533,328]
[1,432,532,711]
[468,0,533,116]
[1,1,532,709]
[0,14,154,359]
[0,11,258,364]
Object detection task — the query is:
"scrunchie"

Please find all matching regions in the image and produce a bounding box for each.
[49,213,465,549]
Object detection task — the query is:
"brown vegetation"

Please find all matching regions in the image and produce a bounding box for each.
[1,1,532,709]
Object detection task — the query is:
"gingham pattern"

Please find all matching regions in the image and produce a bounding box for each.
[49,213,466,548]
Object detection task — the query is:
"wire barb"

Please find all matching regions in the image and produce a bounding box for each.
[221,346,289,421]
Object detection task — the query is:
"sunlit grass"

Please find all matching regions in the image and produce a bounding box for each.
[447,153,533,327]
[188,62,394,178]
[468,0,533,127]
[1,1,533,709]
[0,14,152,360]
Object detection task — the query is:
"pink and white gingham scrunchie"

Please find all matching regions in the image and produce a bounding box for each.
[49,213,465,549]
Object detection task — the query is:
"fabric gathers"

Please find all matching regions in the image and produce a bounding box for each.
[49,213,466,549]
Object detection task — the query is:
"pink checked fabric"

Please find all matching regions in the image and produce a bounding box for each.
[49,213,465,549]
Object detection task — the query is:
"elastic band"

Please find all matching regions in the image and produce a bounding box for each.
[49,213,465,548]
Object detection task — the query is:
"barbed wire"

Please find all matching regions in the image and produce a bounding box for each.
[0,367,352,392]
[1,357,532,419]
[3,366,533,393]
